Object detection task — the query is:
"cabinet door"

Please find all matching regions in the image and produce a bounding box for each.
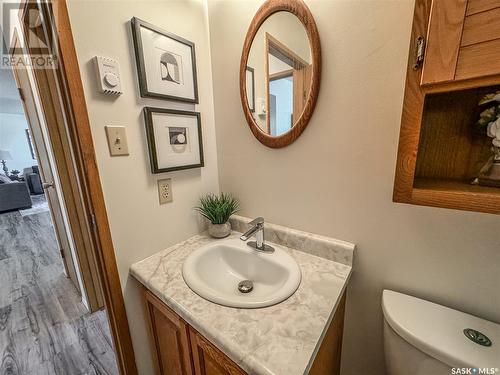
[421,0,500,85]
[189,328,246,375]
[144,291,194,375]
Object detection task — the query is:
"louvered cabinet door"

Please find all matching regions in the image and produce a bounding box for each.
[421,0,500,85]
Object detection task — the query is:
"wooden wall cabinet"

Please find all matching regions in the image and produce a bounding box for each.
[421,0,500,85]
[393,0,500,214]
[144,289,346,375]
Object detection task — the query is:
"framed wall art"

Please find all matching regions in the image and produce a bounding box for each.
[143,107,204,173]
[131,17,199,103]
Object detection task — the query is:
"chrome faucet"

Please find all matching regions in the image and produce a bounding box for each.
[240,217,274,253]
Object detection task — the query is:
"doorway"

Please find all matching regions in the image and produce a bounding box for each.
[0,30,119,375]
[265,32,312,136]
[0,0,137,374]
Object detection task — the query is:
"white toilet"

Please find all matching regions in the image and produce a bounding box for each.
[382,290,499,375]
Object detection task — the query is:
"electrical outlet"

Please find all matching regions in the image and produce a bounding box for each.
[158,178,173,204]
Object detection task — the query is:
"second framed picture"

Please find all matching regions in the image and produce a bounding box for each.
[131,17,199,103]
[144,107,204,173]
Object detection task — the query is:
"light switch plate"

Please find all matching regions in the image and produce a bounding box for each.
[158,178,173,204]
[105,126,129,156]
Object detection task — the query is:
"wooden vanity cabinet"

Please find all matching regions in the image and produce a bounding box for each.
[143,288,346,375]
[393,0,500,214]
[189,329,246,375]
[144,291,194,375]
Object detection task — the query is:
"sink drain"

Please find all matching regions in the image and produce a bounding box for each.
[238,280,253,294]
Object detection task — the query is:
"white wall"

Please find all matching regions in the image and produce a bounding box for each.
[66,1,219,373]
[0,112,36,172]
[207,1,500,374]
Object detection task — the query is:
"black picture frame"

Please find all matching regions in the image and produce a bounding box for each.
[143,107,204,173]
[246,66,255,112]
[131,17,199,103]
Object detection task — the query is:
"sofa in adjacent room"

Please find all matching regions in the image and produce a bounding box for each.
[23,165,44,195]
[0,173,32,213]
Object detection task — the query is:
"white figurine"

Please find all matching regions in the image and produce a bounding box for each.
[487,117,500,149]
[477,92,500,186]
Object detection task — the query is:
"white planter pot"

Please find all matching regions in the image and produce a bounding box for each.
[208,222,231,238]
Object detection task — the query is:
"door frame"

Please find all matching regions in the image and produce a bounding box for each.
[17,0,104,312]
[10,31,82,296]
[264,32,308,133]
[12,0,138,374]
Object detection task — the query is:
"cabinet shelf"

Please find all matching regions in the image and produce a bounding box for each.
[414,178,500,195]
[411,178,500,213]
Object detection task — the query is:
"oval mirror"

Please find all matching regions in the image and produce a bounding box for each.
[240,0,321,148]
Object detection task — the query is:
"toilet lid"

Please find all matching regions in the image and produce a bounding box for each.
[382,290,500,369]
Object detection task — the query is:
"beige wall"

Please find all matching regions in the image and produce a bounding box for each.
[208,1,500,374]
[66,1,219,373]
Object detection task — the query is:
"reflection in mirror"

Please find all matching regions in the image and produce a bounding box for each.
[246,11,312,137]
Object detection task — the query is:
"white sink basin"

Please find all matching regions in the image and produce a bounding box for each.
[182,238,301,308]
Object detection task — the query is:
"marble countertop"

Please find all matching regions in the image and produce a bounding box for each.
[130,222,354,375]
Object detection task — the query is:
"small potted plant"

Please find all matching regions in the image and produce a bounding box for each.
[195,193,239,238]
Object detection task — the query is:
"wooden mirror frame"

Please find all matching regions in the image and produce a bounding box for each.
[239,0,321,148]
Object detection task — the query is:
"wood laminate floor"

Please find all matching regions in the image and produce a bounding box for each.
[0,203,118,375]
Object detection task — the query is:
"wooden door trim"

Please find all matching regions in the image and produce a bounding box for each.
[265,31,271,134]
[18,0,104,312]
[269,68,293,81]
[16,1,138,374]
[266,32,308,69]
[265,32,307,133]
[10,32,80,292]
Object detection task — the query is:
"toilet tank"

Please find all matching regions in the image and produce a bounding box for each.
[382,290,500,375]
[384,319,451,375]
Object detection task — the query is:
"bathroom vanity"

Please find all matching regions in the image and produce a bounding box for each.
[141,287,345,375]
[130,216,354,375]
